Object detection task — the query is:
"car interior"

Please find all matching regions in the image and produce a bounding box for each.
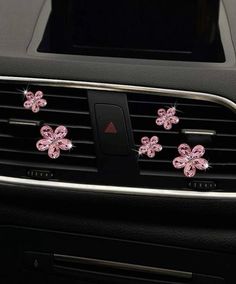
[0,0,236,283]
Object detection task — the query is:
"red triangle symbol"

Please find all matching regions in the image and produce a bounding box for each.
[104,122,117,134]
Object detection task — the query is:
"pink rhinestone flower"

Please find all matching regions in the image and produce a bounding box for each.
[138,136,162,158]
[23,91,47,113]
[36,125,73,159]
[173,143,209,178]
[156,107,179,130]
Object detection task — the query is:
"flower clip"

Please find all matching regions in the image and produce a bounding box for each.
[156,107,179,130]
[173,143,209,177]
[36,125,73,159]
[138,136,162,158]
[24,91,47,113]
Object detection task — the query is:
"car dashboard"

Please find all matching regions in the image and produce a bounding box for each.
[0,0,236,283]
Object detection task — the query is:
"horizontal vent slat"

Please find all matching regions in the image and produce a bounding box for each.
[0,159,97,173]
[139,162,236,175]
[134,134,236,149]
[0,151,97,169]
[0,105,90,116]
[128,93,218,106]
[135,144,236,152]
[129,104,235,121]
[139,159,236,166]
[0,109,91,127]
[128,99,221,108]
[130,114,236,123]
[0,148,96,159]
[130,116,236,135]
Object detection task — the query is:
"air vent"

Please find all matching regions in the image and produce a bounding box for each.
[0,82,97,183]
[128,93,236,191]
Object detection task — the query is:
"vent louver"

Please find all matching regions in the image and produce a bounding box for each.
[128,93,236,191]
[0,82,97,183]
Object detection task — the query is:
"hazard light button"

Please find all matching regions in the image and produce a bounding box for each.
[95,104,130,155]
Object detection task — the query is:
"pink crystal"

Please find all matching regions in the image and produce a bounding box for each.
[173,143,209,178]
[24,91,47,113]
[138,136,162,158]
[156,107,179,130]
[36,125,72,159]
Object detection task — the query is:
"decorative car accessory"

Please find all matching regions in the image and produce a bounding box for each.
[155,107,179,130]
[36,125,73,159]
[21,88,210,176]
[23,90,47,113]
[138,136,163,158]
[173,143,209,177]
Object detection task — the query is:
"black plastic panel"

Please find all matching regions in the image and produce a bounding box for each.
[39,0,225,62]
[1,227,235,283]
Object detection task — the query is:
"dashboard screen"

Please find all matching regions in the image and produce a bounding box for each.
[42,0,224,61]
[70,0,197,54]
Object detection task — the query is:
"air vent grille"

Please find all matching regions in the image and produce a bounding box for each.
[128,93,236,190]
[0,82,97,182]
[1,80,236,191]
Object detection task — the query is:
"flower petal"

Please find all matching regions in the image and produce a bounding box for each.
[164,120,173,130]
[25,91,34,100]
[55,126,68,139]
[58,139,73,150]
[178,143,191,156]
[48,144,60,159]
[37,99,47,107]
[152,144,162,152]
[138,145,148,155]
[157,108,166,117]
[40,125,54,139]
[169,116,179,125]
[173,156,187,169]
[156,117,165,126]
[34,91,44,100]
[167,107,176,116]
[192,145,205,158]
[24,100,33,109]
[147,149,155,158]
[32,103,40,113]
[36,139,50,151]
[150,136,159,145]
[193,158,209,170]
[184,162,196,178]
[141,136,150,145]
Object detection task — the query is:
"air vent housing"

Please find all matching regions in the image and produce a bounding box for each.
[1,79,236,192]
[128,93,236,191]
[0,82,97,183]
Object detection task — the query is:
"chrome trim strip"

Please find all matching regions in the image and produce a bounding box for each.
[8,119,40,127]
[181,129,216,136]
[0,75,236,199]
[0,176,236,199]
[54,253,192,279]
[0,75,236,111]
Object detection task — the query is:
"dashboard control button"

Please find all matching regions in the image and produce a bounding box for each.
[95,104,130,155]
[24,252,52,272]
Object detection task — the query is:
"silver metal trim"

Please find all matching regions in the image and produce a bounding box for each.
[0,75,236,199]
[0,75,236,111]
[181,129,216,136]
[8,119,40,127]
[1,176,236,199]
[54,253,192,279]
